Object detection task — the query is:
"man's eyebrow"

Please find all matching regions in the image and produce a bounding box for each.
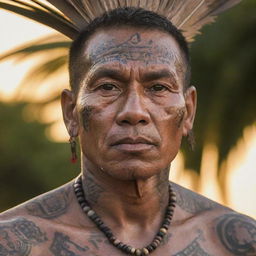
[87,68,129,83]
[141,70,178,84]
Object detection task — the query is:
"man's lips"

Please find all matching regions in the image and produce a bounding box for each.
[111,137,156,146]
[110,137,157,152]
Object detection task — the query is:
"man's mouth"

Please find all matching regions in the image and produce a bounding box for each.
[110,137,157,152]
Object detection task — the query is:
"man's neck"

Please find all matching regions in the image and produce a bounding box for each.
[81,159,170,233]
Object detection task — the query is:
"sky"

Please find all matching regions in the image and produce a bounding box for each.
[0,9,54,100]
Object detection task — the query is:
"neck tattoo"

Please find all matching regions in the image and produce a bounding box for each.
[74,175,176,255]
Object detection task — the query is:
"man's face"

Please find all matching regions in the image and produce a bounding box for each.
[63,27,196,180]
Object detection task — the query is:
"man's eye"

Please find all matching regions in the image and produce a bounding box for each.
[96,83,120,97]
[99,83,117,91]
[150,84,168,92]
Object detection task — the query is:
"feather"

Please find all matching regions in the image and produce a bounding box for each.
[0,0,242,42]
[46,0,86,28]
[174,0,243,41]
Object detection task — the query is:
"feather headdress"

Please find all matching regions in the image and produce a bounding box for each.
[0,0,241,42]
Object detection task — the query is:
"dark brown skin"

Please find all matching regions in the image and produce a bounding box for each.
[0,27,255,256]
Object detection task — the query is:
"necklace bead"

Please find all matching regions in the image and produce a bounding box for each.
[74,176,176,255]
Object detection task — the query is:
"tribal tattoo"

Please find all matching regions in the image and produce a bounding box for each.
[90,33,179,66]
[156,170,170,208]
[50,232,89,256]
[162,232,172,246]
[84,173,104,205]
[81,106,94,131]
[174,108,185,128]
[25,187,71,219]
[88,232,108,250]
[172,239,211,256]
[173,230,212,256]
[216,213,256,255]
[0,218,47,256]
[172,183,217,214]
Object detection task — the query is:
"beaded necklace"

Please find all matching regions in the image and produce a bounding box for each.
[73,176,176,256]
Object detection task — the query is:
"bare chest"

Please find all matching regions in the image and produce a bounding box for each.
[29,224,230,256]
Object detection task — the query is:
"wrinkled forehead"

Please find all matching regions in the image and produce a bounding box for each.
[82,28,184,69]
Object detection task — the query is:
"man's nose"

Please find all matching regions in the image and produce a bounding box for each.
[116,89,150,126]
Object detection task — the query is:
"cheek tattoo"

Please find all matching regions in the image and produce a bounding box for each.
[175,108,186,128]
[81,106,94,131]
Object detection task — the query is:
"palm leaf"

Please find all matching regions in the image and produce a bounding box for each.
[0,1,78,39]
[14,54,68,101]
[0,40,71,61]
[0,0,242,42]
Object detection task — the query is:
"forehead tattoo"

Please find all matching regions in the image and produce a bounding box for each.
[89,32,179,66]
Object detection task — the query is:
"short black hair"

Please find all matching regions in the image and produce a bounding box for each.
[69,7,191,94]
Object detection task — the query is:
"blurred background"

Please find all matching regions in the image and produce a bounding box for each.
[0,1,255,218]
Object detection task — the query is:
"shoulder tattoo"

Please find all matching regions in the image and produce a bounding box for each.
[172,183,217,214]
[216,213,256,255]
[0,218,47,256]
[25,186,71,219]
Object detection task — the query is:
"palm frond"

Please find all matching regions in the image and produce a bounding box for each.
[0,40,70,61]
[0,0,78,39]
[20,55,67,86]
[0,0,242,42]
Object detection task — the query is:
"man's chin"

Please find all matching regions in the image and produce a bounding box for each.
[102,162,166,181]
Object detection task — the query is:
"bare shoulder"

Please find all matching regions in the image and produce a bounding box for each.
[0,182,73,221]
[0,181,104,256]
[0,182,76,255]
[171,182,256,255]
[171,182,227,215]
[213,212,256,255]
[0,216,48,255]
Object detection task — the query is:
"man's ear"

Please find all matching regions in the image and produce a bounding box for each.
[183,86,197,136]
[61,89,79,137]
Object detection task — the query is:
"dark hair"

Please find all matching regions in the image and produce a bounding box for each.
[69,7,191,93]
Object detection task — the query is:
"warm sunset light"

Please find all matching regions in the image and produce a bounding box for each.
[170,126,256,219]
[0,10,53,100]
[1,9,255,219]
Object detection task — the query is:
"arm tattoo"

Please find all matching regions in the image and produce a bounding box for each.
[0,218,47,256]
[90,33,178,66]
[173,231,212,256]
[50,232,89,256]
[25,187,71,219]
[172,183,217,214]
[216,213,256,255]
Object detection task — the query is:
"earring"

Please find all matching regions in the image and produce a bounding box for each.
[69,136,78,163]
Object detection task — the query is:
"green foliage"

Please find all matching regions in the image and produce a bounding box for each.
[0,102,79,211]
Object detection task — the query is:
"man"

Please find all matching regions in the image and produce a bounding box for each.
[0,7,255,256]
